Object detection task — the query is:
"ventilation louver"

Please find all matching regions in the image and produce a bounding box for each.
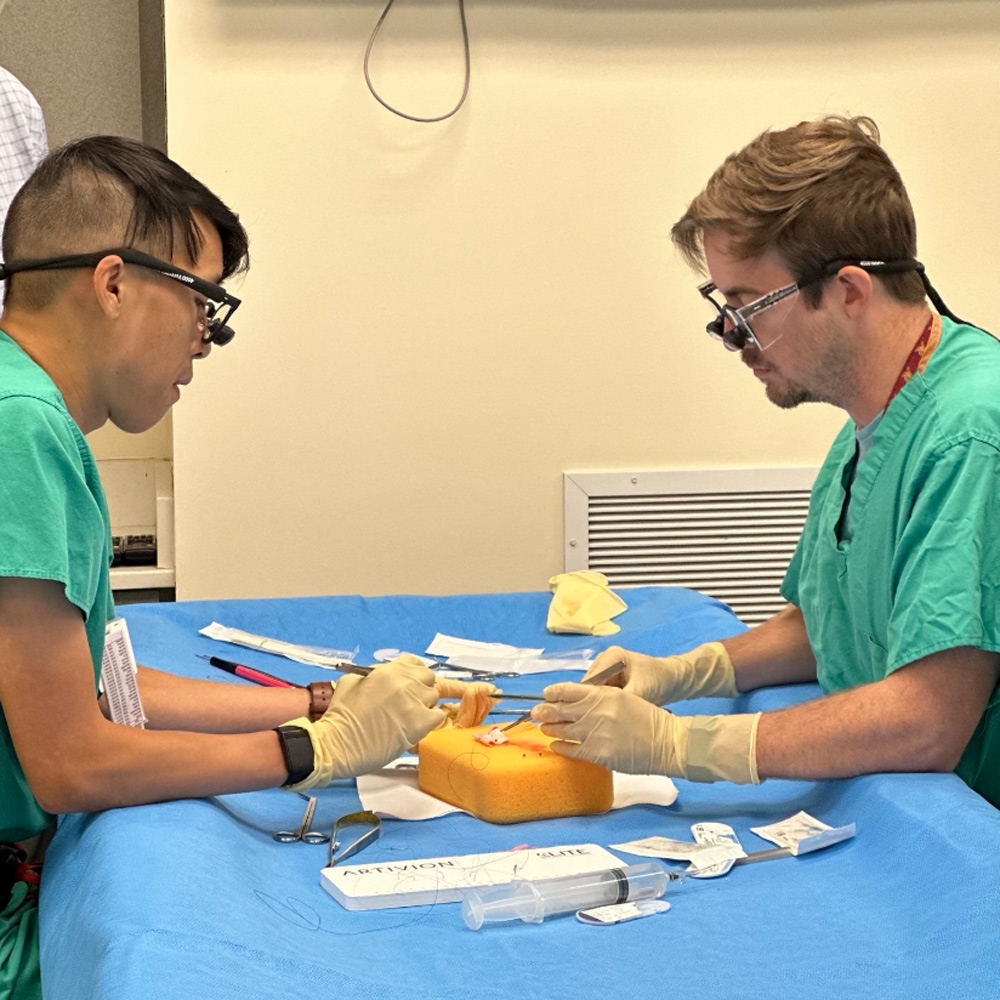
[564,469,818,626]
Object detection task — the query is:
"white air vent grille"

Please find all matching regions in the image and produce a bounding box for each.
[564,469,818,625]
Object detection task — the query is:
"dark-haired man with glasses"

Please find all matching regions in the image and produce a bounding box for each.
[534,116,1000,812]
[0,136,469,1000]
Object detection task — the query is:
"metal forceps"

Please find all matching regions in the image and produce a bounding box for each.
[500,657,627,732]
[273,794,331,844]
[328,810,381,867]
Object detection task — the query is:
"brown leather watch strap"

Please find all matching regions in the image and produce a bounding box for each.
[307,681,334,721]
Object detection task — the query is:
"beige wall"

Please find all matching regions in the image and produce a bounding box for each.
[164,0,1000,600]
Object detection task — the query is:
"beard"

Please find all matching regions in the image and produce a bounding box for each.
[744,325,855,411]
[765,377,813,409]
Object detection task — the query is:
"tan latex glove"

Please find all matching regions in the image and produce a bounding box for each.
[532,681,761,784]
[547,571,628,636]
[436,677,498,728]
[285,655,445,791]
[583,642,738,707]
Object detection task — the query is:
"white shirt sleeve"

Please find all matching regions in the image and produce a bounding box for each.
[0,65,49,239]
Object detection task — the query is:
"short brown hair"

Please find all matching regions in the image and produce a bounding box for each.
[671,115,924,305]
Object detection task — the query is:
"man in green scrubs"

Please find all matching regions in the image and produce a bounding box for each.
[0,137,471,999]
[534,116,1000,806]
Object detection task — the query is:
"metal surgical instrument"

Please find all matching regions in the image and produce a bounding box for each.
[273,794,331,844]
[328,811,381,867]
[500,658,627,732]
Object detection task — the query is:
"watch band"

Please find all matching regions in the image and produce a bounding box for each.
[274,725,315,786]
[307,681,334,722]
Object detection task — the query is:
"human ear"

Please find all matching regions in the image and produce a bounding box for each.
[91,256,127,320]
[836,266,873,316]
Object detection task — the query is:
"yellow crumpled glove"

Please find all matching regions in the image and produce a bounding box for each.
[435,677,498,728]
[583,641,738,706]
[532,682,761,784]
[284,655,445,791]
[547,571,628,636]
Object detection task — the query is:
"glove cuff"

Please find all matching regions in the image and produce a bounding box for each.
[682,642,740,700]
[671,712,762,785]
[645,641,739,705]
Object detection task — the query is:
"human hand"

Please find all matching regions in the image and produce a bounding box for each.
[436,677,498,728]
[533,681,761,783]
[532,682,677,775]
[288,655,445,788]
[583,642,738,706]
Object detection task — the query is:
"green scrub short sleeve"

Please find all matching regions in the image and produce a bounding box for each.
[887,436,1000,671]
[0,395,107,618]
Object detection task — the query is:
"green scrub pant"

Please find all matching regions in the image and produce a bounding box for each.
[0,882,41,1000]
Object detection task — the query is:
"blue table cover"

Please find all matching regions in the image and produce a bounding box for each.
[39,587,1000,998]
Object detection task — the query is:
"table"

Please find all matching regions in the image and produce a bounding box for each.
[39,587,1000,999]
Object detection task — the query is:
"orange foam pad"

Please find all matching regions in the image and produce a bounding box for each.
[417,724,614,825]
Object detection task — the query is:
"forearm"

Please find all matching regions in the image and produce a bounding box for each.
[722,603,817,691]
[27,717,290,814]
[755,648,998,779]
[135,665,311,733]
[756,693,939,780]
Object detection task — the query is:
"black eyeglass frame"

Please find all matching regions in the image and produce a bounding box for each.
[0,247,242,346]
[697,258,958,353]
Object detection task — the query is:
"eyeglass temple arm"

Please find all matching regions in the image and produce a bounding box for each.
[0,254,107,280]
[815,258,971,328]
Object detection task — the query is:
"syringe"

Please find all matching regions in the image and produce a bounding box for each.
[462,862,667,930]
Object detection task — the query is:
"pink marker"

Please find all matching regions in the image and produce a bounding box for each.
[199,654,303,689]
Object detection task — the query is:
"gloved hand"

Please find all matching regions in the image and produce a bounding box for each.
[284,655,445,790]
[583,642,738,707]
[435,677,498,728]
[532,682,761,784]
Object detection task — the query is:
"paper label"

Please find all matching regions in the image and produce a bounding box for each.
[689,823,746,878]
[750,811,857,856]
[101,618,146,728]
[374,648,437,667]
[424,633,544,660]
[422,635,593,676]
[577,899,671,925]
[199,622,357,669]
[610,835,741,869]
[321,843,624,911]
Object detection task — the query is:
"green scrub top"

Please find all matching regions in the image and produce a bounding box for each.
[0,330,115,843]
[783,317,1000,808]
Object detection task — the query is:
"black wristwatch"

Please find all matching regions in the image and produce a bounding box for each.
[274,725,315,786]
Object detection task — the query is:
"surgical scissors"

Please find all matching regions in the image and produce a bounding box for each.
[273,794,331,844]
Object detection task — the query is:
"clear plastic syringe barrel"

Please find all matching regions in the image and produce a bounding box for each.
[462,862,667,929]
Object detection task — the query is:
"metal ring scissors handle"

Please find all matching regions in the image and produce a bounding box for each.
[301,828,331,845]
[328,810,381,867]
[274,795,329,844]
[425,654,522,680]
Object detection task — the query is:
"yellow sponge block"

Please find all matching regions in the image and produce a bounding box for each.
[417,724,614,825]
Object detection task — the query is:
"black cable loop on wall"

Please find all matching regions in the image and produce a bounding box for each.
[363,0,471,123]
